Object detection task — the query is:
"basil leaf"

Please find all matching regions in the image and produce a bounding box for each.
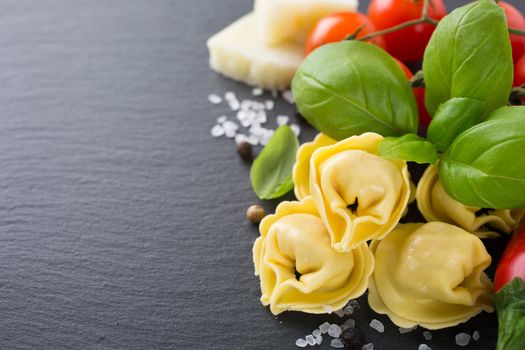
[486,106,525,122]
[292,41,418,140]
[379,134,437,164]
[494,278,525,350]
[250,125,299,199]
[427,97,485,152]
[423,0,513,116]
[440,116,525,208]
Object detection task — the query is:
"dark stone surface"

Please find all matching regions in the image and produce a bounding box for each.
[0,0,521,349]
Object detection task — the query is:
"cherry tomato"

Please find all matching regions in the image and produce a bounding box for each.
[514,54,525,87]
[394,59,432,128]
[499,2,525,66]
[368,0,447,63]
[305,12,386,55]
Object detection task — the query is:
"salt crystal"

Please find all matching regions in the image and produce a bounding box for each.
[211,124,224,137]
[225,91,236,101]
[302,334,313,346]
[315,335,322,345]
[290,124,301,137]
[265,100,274,110]
[323,305,334,314]
[235,134,249,145]
[330,339,344,348]
[241,100,252,110]
[252,87,263,96]
[312,329,321,337]
[295,338,308,348]
[223,121,238,138]
[319,322,331,334]
[259,130,274,146]
[423,331,432,340]
[369,319,385,333]
[362,343,374,350]
[277,115,289,126]
[283,90,295,104]
[455,333,471,347]
[399,326,417,334]
[334,309,345,318]
[247,134,259,146]
[349,300,360,309]
[472,331,480,341]
[343,304,354,315]
[254,111,267,124]
[328,324,342,338]
[208,93,222,104]
[217,115,227,124]
[418,345,431,350]
[340,318,356,331]
[229,100,240,111]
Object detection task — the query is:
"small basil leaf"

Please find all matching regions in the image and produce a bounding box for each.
[423,0,513,116]
[427,97,485,152]
[292,41,418,140]
[440,116,525,209]
[379,134,438,164]
[486,106,525,122]
[250,125,299,200]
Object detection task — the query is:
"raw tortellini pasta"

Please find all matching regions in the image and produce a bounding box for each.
[416,164,525,238]
[368,222,494,330]
[253,197,374,315]
[294,132,411,252]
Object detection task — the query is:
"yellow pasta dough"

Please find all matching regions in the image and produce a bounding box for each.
[253,197,374,315]
[304,132,411,252]
[368,222,494,330]
[416,164,525,238]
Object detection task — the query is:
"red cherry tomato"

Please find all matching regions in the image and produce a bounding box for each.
[305,12,386,55]
[368,0,447,63]
[499,1,525,66]
[394,58,432,128]
[514,54,525,87]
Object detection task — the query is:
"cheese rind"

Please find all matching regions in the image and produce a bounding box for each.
[206,13,303,91]
[254,0,358,45]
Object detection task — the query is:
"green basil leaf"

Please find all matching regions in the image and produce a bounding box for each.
[427,97,485,152]
[486,106,525,122]
[494,278,525,350]
[379,134,437,164]
[292,41,418,140]
[440,116,525,208]
[423,0,513,116]
[250,125,299,199]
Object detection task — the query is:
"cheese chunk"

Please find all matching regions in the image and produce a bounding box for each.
[255,0,358,45]
[207,13,303,90]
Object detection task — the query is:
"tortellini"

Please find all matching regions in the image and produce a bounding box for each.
[416,164,525,238]
[368,222,494,330]
[294,132,411,252]
[253,197,374,315]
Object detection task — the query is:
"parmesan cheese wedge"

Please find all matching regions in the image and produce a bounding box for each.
[254,0,359,45]
[207,13,303,90]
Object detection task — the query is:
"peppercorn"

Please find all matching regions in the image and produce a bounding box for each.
[237,141,253,161]
[341,327,365,350]
[247,205,265,224]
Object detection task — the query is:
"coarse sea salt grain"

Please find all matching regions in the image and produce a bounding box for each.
[252,87,263,96]
[235,134,249,145]
[328,324,342,338]
[265,100,274,110]
[276,115,289,126]
[306,334,316,346]
[343,304,355,315]
[369,319,385,333]
[340,318,356,331]
[418,344,431,350]
[362,343,374,350]
[315,335,323,345]
[423,331,432,340]
[455,332,471,347]
[211,124,224,137]
[399,326,417,334]
[223,120,238,138]
[472,331,480,341]
[320,322,331,334]
[217,115,227,124]
[208,93,222,104]
[312,329,321,337]
[291,124,301,136]
[295,338,308,348]
[334,309,345,318]
[283,90,295,104]
[330,339,344,348]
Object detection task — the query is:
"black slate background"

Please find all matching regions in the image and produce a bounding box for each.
[0,0,521,349]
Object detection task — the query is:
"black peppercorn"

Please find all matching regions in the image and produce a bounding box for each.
[237,141,253,161]
[341,327,365,350]
[247,205,265,224]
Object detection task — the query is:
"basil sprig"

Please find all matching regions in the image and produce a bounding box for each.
[292,40,418,140]
[250,125,299,200]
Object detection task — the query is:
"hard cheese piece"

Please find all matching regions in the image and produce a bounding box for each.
[207,13,303,91]
[254,0,358,45]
